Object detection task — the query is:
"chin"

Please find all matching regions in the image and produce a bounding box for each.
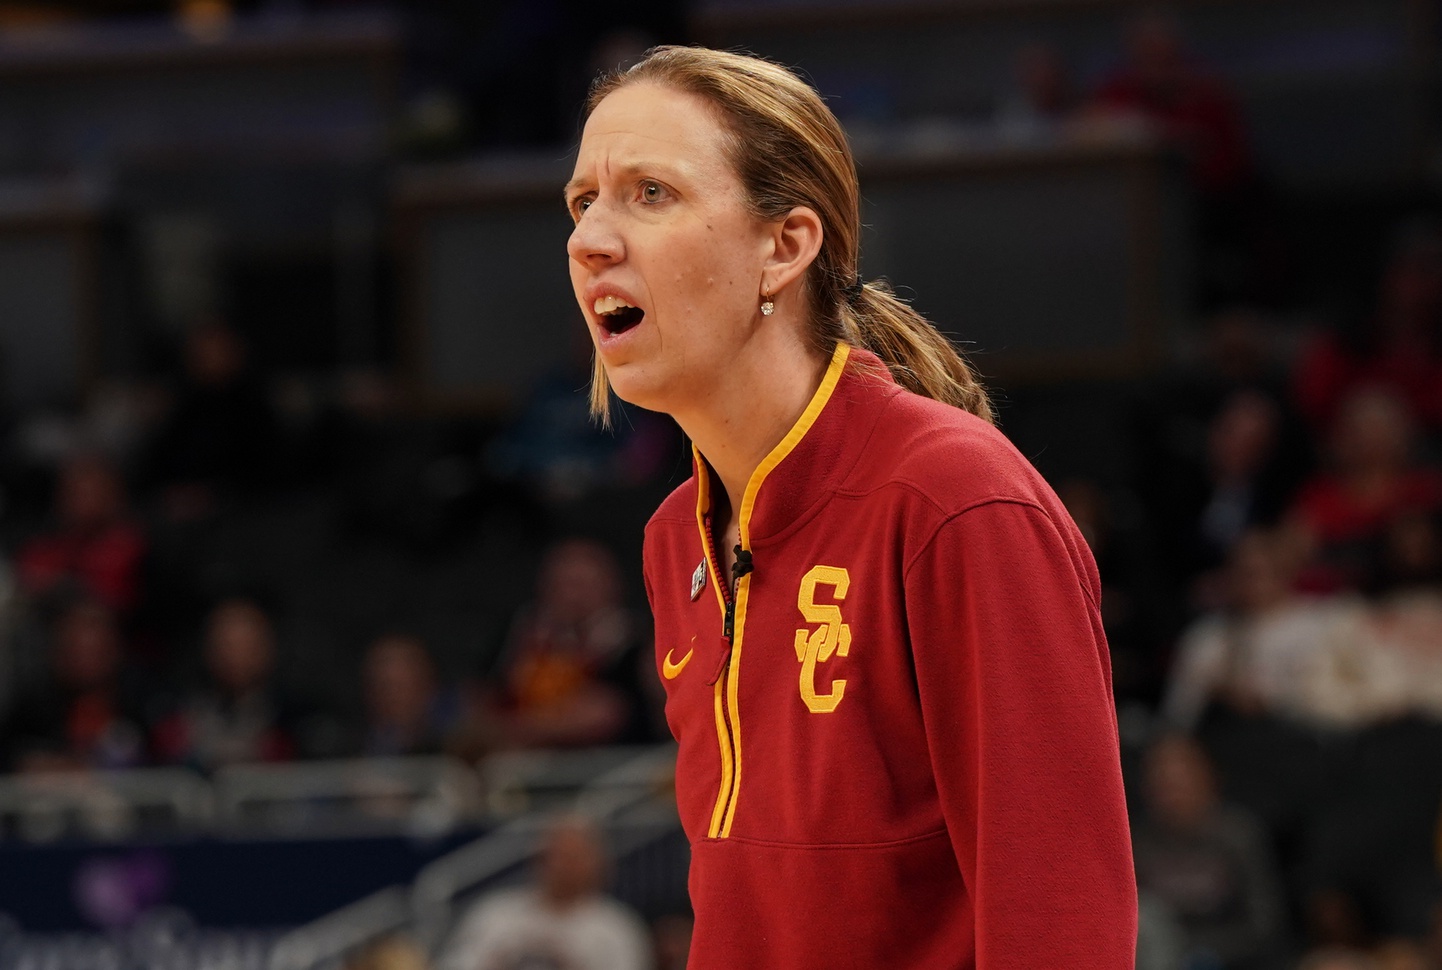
[606,382,669,416]
[603,364,675,416]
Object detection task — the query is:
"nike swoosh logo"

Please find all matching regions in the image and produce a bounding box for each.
[662,648,694,680]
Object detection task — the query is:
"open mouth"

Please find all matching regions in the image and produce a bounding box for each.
[594,295,645,336]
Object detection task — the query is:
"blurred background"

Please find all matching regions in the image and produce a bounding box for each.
[0,0,1440,968]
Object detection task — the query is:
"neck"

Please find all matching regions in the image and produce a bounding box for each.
[673,330,829,520]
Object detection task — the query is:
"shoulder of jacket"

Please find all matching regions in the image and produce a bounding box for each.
[853,391,1055,516]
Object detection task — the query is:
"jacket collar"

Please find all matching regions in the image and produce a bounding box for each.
[692,341,901,547]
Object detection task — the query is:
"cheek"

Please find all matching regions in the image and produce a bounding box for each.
[666,235,753,311]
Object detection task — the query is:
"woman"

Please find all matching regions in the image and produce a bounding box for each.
[565,47,1136,968]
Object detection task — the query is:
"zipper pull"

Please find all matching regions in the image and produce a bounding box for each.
[731,546,753,582]
[723,599,736,641]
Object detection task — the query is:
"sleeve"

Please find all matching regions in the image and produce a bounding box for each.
[905,499,1138,969]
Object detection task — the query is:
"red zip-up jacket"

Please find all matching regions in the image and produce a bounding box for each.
[643,343,1137,969]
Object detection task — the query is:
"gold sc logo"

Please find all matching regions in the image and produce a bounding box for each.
[794,565,852,713]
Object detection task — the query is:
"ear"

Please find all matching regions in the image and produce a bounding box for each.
[762,206,824,297]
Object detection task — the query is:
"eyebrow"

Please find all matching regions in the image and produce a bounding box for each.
[561,177,590,206]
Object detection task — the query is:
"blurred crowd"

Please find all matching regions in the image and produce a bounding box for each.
[1105,219,1442,970]
[0,391,671,777]
[987,18,1442,968]
[0,3,1441,970]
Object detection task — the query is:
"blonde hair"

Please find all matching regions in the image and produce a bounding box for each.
[581,46,993,426]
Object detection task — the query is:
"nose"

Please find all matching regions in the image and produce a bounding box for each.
[566,204,624,269]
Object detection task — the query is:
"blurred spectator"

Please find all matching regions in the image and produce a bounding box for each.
[1090,11,1283,306]
[437,814,653,970]
[485,539,654,749]
[151,598,302,771]
[356,632,472,758]
[1161,529,1394,732]
[2,598,151,772]
[1140,309,1309,597]
[1137,890,1188,970]
[1287,390,1442,592]
[16,453,148,617]
[1198,392,1286,559]
[1293,221,1442,436]
[997,42,1079,134]
[1091,12,1251,196]
[144,319,280,519]
[1176,390,1297,612]
[1132,734,1288,970]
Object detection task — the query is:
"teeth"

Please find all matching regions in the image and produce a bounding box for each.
[593,294,636,315]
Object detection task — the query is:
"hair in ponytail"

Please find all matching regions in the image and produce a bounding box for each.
[582,47,993,426]
[836,281,994,423]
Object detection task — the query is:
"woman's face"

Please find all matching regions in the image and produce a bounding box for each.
[566,82,775,416]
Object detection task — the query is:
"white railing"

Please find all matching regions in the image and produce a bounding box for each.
[0,767,213,841]
[0,756,490,842]
[479,744,669,816]
[214,756,485,837]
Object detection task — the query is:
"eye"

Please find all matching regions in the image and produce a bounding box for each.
[568,194,594,221]
[639,180,671,204]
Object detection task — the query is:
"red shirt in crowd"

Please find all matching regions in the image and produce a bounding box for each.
[1290,469,1442,547]
[1292,332,1442,434]
[18,521,147,614]
[1094,69,1250,194]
